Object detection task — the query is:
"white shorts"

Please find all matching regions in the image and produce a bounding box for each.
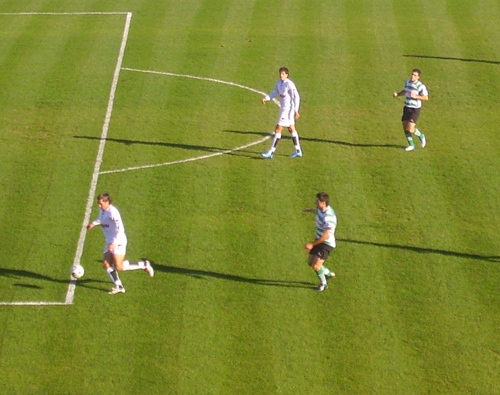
[277,107,296,128]
[103,239,127,255]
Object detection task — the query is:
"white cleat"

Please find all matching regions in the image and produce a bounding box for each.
[144,260,154,277]
[315,283,328,292]
[405,145,415,152]
[420,135,426,148]
[109,286,126,295]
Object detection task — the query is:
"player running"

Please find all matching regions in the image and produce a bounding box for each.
[303,192,337,291]
[393,68,429,151]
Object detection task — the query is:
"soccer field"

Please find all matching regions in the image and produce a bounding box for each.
[1,0,500,393]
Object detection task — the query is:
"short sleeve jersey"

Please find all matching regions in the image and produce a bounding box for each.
[92,205,127,244]
[315,206,337,247]
[267,79,300,113]
[404,79,428,109]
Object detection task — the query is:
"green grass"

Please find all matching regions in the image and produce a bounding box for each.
[1,0,500,394]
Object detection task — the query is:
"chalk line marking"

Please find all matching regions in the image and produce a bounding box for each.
[0,12,130,15]
[0,12,133,306]
[99,67,277,175]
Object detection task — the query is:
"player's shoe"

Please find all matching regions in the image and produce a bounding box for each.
[109,286,126,295]
[405,145,415,152]
[289,150,303,158]
[261,151,274,159]
[144,260,154,277]
[420,135,426,148]
[314,283,328,292]
[326,272,336,281]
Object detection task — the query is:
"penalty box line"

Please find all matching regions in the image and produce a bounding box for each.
[0,11,133,306]
[100,67,276,175]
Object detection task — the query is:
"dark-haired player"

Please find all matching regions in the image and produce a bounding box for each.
[303,192,337,291]
[87,193,154,294]
[393,68,429,151]
[261,67,303,158]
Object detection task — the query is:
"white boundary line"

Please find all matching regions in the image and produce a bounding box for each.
[100,68,275,174]
[0,12,130,15]
[0,11,133,306]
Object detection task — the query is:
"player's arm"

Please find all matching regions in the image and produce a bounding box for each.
[393,89,406,97]
[291,84,300,118]
[303,208,316,213]
[411,90,429,100]
[262,87,278,103]
[304,229,330,251]
[87,219,101,229]
[312,229,330,246]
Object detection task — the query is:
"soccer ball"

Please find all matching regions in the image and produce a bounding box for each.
[71,264,85,279]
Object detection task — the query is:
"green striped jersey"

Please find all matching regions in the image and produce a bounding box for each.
[315,206,337,247]
[404,80,428,108]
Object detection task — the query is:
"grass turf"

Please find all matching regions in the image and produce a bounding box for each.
[1,0,500,393]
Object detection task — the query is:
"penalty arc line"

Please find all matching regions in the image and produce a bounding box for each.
[99,67,279,175]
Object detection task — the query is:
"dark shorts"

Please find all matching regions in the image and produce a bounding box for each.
[309,243,334,261]
[402,106,421,123]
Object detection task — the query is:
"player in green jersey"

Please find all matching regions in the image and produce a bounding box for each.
[303,192,337,291]
[393,69,429,151]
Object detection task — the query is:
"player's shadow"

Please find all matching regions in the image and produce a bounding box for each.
[403,54,500,65]
[338,238,500,262]
[73,135,259,158]
[224,130,402,149]
[150,262,314,289]
[0,268,108,291]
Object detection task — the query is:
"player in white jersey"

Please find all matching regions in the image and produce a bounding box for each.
[261,67,303,159]
[87,193,154,295]
[303,192,337,291]
[393,68,429,151]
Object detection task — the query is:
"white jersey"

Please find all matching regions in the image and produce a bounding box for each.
[315,206,337,247]
[91,204,127,245]
[266,79,300,113]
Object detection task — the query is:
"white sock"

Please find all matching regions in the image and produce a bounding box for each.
[122,260,145,271]
[270,132,281,152]
[291,131,301,152]
[106,267,123,287]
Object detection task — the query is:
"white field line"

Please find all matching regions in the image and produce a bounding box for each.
[100,67,277,174]
[0,12,133,306]
[0,12,130,15]
[0,302,69,306]
[99,135,271,174]
[64,12,133,305]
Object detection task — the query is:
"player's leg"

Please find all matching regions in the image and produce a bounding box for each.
[121,258,155,277]
[308,254,327,291]
[262,125,283,158]
[401,107,416,151]
[308,244,335,291]
[288,125,303,158]
[308,254,333,292]
[412,121,426,148]
[403,120,416,151]
[103,251,125,293]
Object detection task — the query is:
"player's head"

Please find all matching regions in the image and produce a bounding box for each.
[411,69,421,82]
[316,192,330,206]
[97,193,112,203]
[279,67,289,81]
[97,193,112,210]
